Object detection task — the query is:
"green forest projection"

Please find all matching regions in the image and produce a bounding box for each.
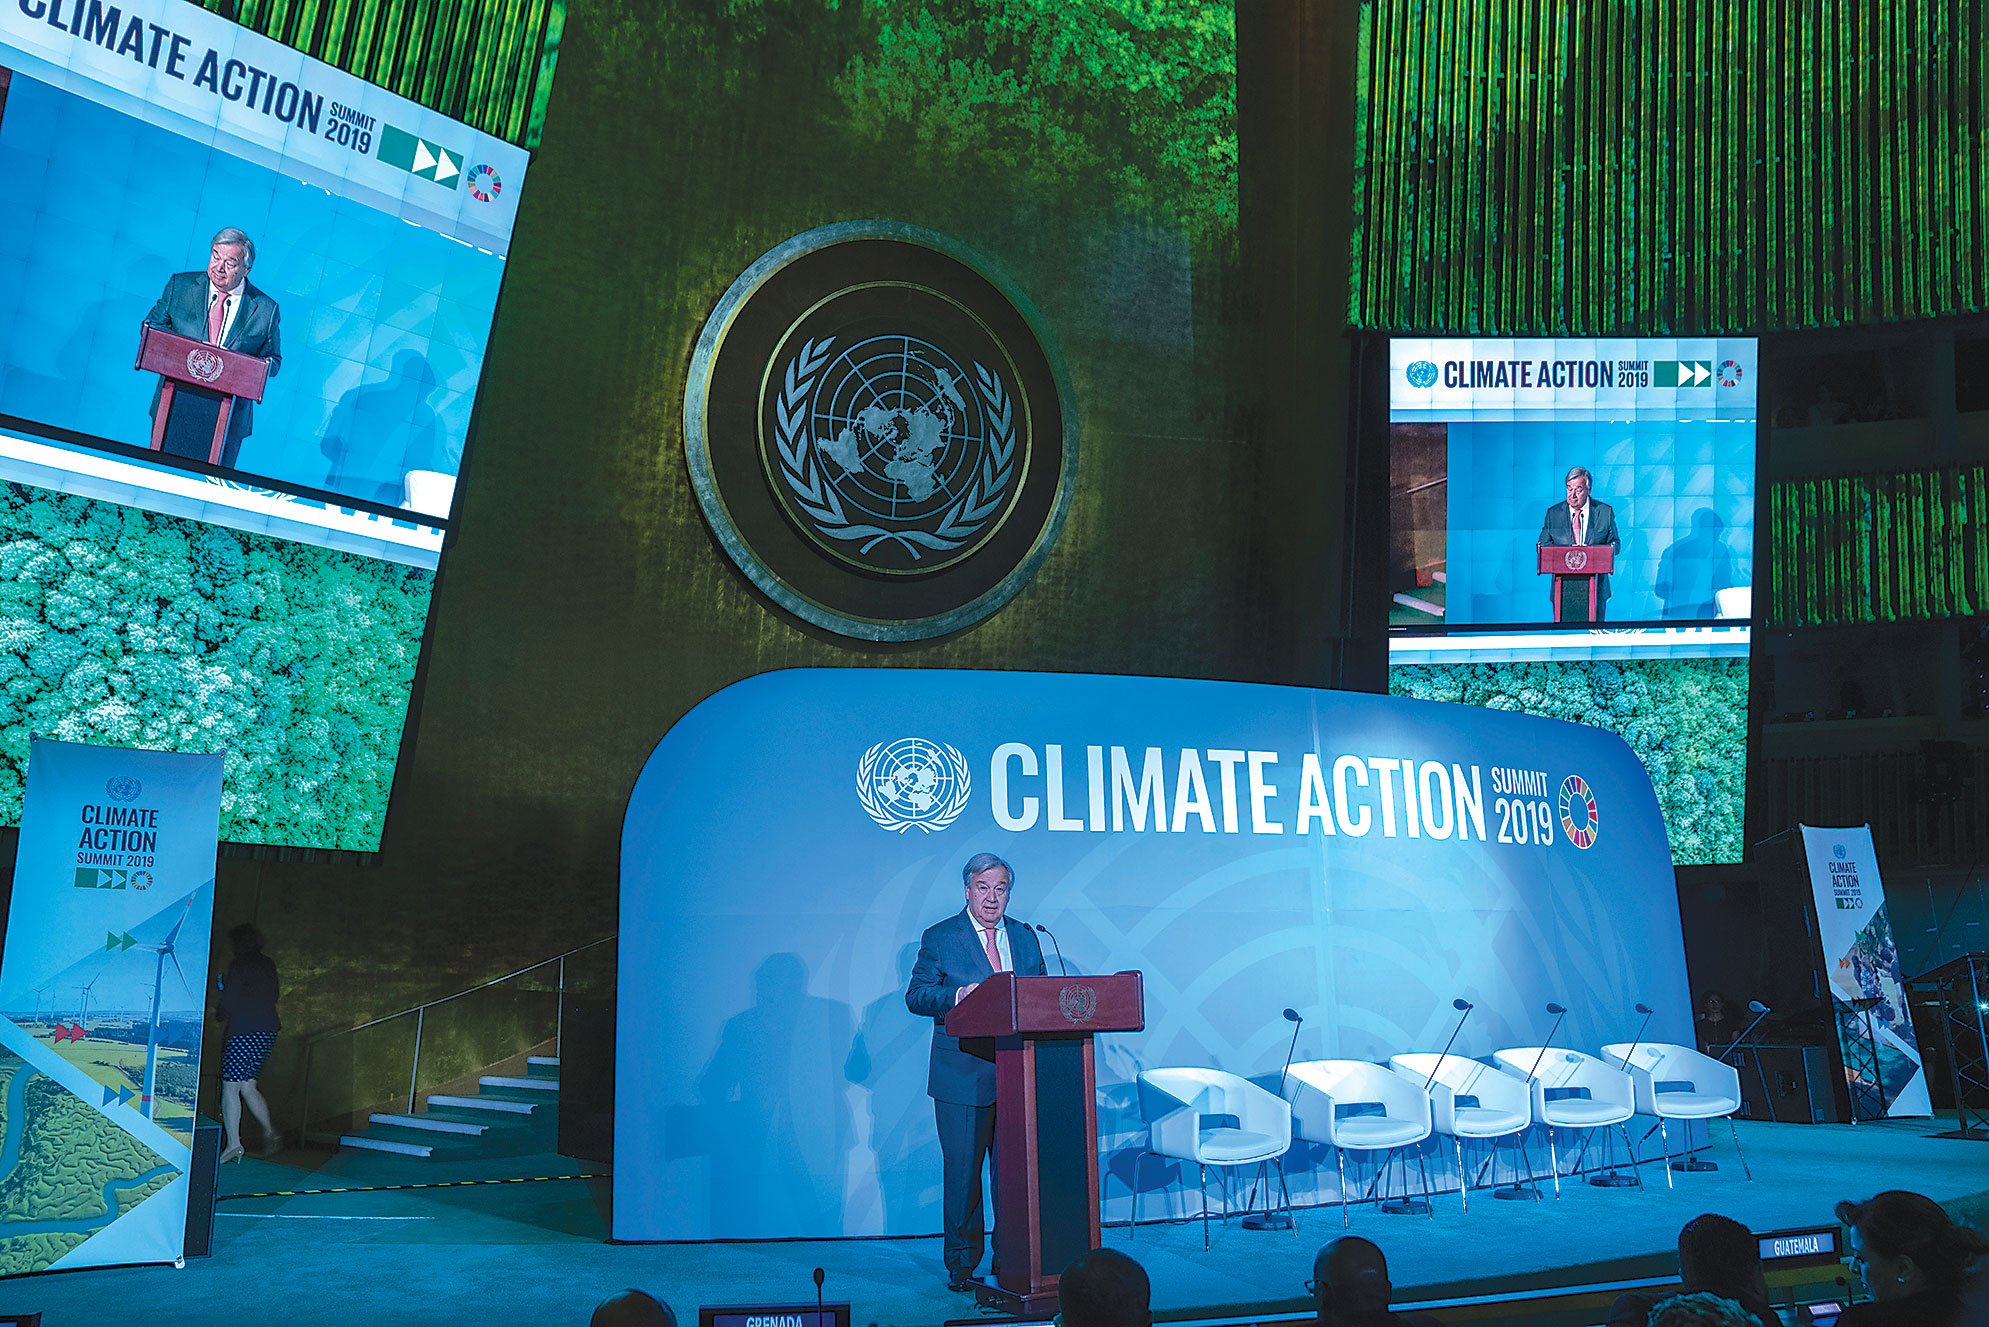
[1389,657,1747,865]
[0,484,432,850]
[605,0,1237,244]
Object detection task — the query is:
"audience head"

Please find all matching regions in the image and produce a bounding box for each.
[228,923,265,957]
[1836,1191,1989,1303]
[589,1289,675,1327]
[1059,1248,1151,1327]
[1649,1292,1751,1327]
[1676,1213,1767,1302]
[1312,1236,1393,1319]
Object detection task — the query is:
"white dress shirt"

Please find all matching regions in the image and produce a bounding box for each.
[1570,500,1588,544]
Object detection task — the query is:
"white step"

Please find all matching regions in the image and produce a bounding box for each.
[427,1093,537,1115]
[339,1134,432,1157]
[526,1056,560,1068]
[479,1075,558,1092]
[370,1112,485,1136]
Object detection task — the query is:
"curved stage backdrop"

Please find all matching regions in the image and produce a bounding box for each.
[615,670,1692,1241]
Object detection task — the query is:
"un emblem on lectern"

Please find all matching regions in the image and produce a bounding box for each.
[685,221,1077,641]
[1564,548,1588,571]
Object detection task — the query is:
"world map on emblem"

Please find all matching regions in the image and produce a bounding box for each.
[773,334,1017,571]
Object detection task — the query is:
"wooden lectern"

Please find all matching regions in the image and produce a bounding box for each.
[1537,542,1616,622]
[946,970,1144,1317]
[136,323,270,466]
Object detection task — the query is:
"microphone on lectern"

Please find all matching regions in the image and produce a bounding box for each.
[1422,998,1475,1091]
[1622,1002,1656,1068]
[813,1267,826,1325]
[1032,923,1070,976]
[1525,1002,1569,1082]
[1277,1008,1303,1098]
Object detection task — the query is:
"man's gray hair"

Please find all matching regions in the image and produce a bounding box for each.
[211,227,256,269]
[962,853,1013,887]
[1565,465,1593,485]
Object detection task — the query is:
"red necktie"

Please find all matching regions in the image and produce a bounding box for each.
[1573,505,1585,544]
[208,289,227,345]
[983,924,1001,973]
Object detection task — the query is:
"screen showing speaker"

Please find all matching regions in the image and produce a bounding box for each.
[1387,338,1757,866]
[0,0,529,553]
[0,1,522,849]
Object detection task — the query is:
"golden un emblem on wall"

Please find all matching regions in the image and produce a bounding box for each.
[685,221,1078,641]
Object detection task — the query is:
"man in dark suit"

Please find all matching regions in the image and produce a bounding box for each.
[905,852,1047,1292]
[143,226,281,468]
[1537,464,1621,621]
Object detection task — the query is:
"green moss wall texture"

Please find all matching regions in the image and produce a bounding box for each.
[222,1,1360,1119]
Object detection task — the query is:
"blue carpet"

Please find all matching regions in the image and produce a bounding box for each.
[3,1119,1982,1326]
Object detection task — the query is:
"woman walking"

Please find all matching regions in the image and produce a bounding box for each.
[216,922,280,1163]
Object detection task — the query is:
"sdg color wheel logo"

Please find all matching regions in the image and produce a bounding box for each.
[1558,775,1599,848]
[466,164,503,203]
[685,221,1079,641]
[1406,360,1439,388]
[1718,359,1744,388]
[857,738,972,833]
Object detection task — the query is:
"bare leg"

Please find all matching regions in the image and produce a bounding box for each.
[238,1078,277,1152]
[221,1080,245,1160]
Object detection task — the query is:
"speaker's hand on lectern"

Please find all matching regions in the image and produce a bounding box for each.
[955,982,979,1006]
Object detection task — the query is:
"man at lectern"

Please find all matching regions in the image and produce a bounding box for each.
[906,852,1047,1293]
[143,227,282,467]
[1537,465,1620,621]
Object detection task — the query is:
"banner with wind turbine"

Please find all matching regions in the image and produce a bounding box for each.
[0,739,223,1274]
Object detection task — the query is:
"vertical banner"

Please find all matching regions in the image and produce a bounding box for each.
[0,739,224,1273]
[1801,824,1933,1118]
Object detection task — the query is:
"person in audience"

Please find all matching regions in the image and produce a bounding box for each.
[1608,1213,1778,1327]
[215,922,282,1163]
[1059,1248,1151,1327]
[1836,1190,1989,1326]
[590,1289,675,1327]
[1310,1236,1442,1326]
[1648,1293,1753,1327]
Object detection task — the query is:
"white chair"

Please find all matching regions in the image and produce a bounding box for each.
[1389,1053,1534,1210]
[1283,1060,1434,1226]
[1602,1041,1752,1185]
[1134,1067,1293,1248]
[1492,1047,1639,1196]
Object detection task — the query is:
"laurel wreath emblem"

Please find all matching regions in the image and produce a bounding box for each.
[856,739,973,833]
[773,336,1017,560]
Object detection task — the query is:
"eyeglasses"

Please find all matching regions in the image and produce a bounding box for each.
[968,883,1010,897]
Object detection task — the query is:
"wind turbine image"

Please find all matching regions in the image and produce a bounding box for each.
[74,973,103,1033]
[30,983,53,1026]
[137,897,196,1120]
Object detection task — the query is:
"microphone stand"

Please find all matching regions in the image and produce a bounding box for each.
[813,1267,825,1325]
[1622,1004,1655,1069]
[1423,1000,1473,1092]
[1523,1007,1568,1084]
[1032,923,1070,977]
[1244,1008,1302,1232]
[1712,1005,1771,1063]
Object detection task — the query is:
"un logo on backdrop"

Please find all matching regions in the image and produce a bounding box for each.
[105,776,141,802]
[773,335,1016,571]
[857,738,972,833]
[1406,360,1440,388]
[685,221,1078,641]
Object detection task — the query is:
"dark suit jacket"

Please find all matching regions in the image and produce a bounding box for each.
[144,272,282,444]
[1537,497,1620,605]
[905,911,1047,1107]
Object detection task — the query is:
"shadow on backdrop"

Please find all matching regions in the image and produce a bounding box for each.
[688,953,853,1235]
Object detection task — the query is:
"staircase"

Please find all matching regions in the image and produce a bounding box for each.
[338,1055,561,1159]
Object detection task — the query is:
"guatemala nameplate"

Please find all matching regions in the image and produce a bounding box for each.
[685,221,1078,641]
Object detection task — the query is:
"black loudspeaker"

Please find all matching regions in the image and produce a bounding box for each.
[1733,1045,1843,1123]
[556,995,613,1164]
[185,1118,221,1258]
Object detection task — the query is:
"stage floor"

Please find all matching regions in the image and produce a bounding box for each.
[6,1119,1985,1326]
